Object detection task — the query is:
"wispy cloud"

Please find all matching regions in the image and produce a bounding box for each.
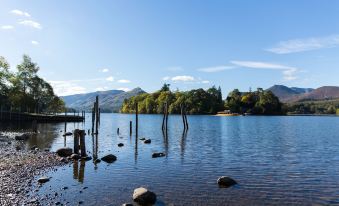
[171,75,195,82]
[198,66,234,73]
[11,9,31,17]
[231,60,298,81]
[266,35,339,54]
[18,20,42,29]
[1,25,14,30]
[201,80,210,84]
[48,80,87,96]
[31,40,39,45]
[117,79,131,83]
[117,87,131,92]
[101,68,109,73]
[106,76,114,82]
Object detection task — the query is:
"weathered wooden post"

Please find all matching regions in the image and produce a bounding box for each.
[162,102,166,131]
[79,130,86,157]
[0,105,2,121]
[64,110,67,133]
[117,128,120,135]
[165,101,169,131]
[98,108,101,124]
[74,129,80,154]
[32,120,38,133]
[135,102,138,138]
[130,121,132,136]
[184,104,189,130]
[95,96,99,134]
[181,104,186,130]
[91,105,95,134]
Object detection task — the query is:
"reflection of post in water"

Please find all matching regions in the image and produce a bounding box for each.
[162,129,169,157]
[78,160,86,183]
[73,159,79,180]
[180,129,188,158]
[92,134,98,162]
[134,132,138,164]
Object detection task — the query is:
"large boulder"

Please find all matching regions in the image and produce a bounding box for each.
[217,176,237,187]
[56,147,73,157]
[38,176,50,184]
[15,133,30,141]
[133,187,156,205]
[101,154,117,163]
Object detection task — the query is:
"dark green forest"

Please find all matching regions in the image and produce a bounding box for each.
[0,55,65,113]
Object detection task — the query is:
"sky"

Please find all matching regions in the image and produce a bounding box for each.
[1,0,339,97]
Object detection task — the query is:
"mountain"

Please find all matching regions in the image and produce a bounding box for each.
[61,87,145,112]
[268,85,339,103]
[267,85,313,102]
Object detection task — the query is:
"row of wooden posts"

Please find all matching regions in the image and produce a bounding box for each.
[71,96,189,158]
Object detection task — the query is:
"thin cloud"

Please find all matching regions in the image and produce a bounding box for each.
[1,25,14,30]
[18,20,42,29]
[172,75,195,82]
[201,80,210,84]
[231,60,299,81]
[162,76,170,81]
[198,66,234,73]
[117,79,131,83]
[266,34,339,54]
[11,9,31,17]
[31,40,39,45]
[106,76,114,82]
[101,68,109,73]
[48,81,87,96]
[117,87,131,92]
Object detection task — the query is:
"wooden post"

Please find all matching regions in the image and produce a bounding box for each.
[79,130,86,157]
[130,121,132,136]
[117,128,120,135]
[91,105,95,134]
[162,103,166,131]
[64,110,67,133]
[95,96,99,134]
[135,102,138,138]
[184,104,189,130]
[0,105,2,121]
[98,108,101,124]
[181,104,186,130]
[165,101,169,131]
[74,129,79,154]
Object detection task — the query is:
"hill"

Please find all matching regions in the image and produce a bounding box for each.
[61,88,145,112]
[267,85,314,102]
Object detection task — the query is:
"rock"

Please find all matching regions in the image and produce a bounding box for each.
[152,152,165,158]
[38,176,50,184]
[118,143,124,147]
[122,204,134,206]
[94,159,101,163]
[15,133,30,141]
[139,137,146,141]
[144,139,151,144]
[133,187,156,205]
[30,145,38,150]
[81,156,92,161]
[62,132,73,137]
[217,176,237,187]
[101,154,117,163]
[56,147,73,157]
[70,154,81,160]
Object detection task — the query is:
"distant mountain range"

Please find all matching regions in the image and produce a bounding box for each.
[267,85,339,103]
[61,88,145,112]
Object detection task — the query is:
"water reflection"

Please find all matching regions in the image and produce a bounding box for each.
[73,160,86,183]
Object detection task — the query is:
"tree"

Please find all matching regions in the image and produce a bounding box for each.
[160,83,170,92]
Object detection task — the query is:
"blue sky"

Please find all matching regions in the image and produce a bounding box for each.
[1,1,339,96]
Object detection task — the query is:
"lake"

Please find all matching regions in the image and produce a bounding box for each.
[3,114,339,205]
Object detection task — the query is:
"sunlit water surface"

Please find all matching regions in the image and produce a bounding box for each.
[2,114,339,205]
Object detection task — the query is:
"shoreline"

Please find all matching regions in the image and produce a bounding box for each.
[0,132,67,206]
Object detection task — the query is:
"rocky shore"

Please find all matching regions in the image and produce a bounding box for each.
[0,132,67,206]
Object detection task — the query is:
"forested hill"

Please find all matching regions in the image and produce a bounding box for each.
[61,88,145,112]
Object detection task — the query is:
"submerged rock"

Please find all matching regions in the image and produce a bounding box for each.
[70,154,81,160]
[144,139,151,144]
[122,203,134,206]
[217,176,237,187]
[133,187,156,205]
[56,147,73,157]
[118,143,124,147]
[62,132,73,137]
[139,137,146,141]
[94,159,101,163]
[38,176,50,184]
[101,154,117,163]
[15,133,30,141]
[82,156,92,161]
[152,152,165,158]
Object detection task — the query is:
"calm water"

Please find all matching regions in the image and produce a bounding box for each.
[3,114,339,205]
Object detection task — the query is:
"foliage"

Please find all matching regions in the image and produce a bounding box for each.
[121,84,224,114]
[285,99,339,115]
[0,55,65,113]
[225,88,282,115]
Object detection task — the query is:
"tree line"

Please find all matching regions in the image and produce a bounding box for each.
[121,84,283,115]
[0,55,65,113]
